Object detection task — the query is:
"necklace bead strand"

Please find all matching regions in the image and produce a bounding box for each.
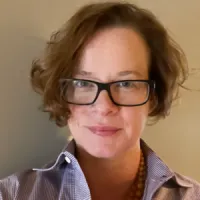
[127,151,146,200]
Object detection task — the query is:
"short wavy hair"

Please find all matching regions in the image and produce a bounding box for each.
[30,1,188,127]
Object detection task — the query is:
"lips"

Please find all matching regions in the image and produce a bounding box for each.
[85,126,121,136]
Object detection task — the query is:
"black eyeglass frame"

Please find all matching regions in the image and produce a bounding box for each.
[59,78,156,107]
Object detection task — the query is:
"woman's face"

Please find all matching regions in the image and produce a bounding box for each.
[68,27,150,158]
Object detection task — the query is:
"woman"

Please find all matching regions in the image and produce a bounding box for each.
[0,1,199,200]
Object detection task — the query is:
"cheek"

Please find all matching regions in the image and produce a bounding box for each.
[69,105,82,115]
[121,105,149,133]
[68,105,89,125]
[68,106,84,137]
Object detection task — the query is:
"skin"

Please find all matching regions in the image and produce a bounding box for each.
[68,27,150,200]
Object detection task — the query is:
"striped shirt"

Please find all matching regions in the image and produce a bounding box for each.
[0,139,200,200]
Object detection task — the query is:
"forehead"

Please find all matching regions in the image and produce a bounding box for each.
[78,27,150,80]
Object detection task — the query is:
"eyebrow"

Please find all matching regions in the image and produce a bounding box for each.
[76,70,144,78]
[116,70,143,78]
[76,70,93,76]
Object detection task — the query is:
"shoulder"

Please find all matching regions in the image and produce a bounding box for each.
[0,143,77,199]
[174,172,200,199]
[0,170,37,199]
[175,172,200,187]
[0,157,71,200]
[0,167,66,200]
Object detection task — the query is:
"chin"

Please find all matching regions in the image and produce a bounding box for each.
[90,150,120,159]
[85,142,129,159]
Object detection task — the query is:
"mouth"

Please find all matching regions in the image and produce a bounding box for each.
[85,126,122,137]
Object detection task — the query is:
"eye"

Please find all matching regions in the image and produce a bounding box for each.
[73,80,94,88]
[117,81,136,88]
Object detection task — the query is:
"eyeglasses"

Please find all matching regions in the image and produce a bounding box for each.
[59,78,156,106]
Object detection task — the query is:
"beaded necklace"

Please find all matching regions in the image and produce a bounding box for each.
[127,151,146,200]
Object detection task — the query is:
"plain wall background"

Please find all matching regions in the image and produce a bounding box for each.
[0,0,200,180]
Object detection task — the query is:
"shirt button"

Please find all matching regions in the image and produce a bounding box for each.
[65,156,71,164]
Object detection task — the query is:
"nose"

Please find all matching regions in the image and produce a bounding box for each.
[93,90,119,116]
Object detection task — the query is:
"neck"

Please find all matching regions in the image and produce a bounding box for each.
[76,141,141,200]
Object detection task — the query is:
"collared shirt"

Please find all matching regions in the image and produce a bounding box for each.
[0,139,200,200]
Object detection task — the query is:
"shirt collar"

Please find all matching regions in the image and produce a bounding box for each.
[33,138,192,188]
[140,140,192,188]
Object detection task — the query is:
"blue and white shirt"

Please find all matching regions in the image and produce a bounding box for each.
[0,139,200,200]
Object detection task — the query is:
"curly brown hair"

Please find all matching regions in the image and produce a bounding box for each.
[30,1,188,127]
